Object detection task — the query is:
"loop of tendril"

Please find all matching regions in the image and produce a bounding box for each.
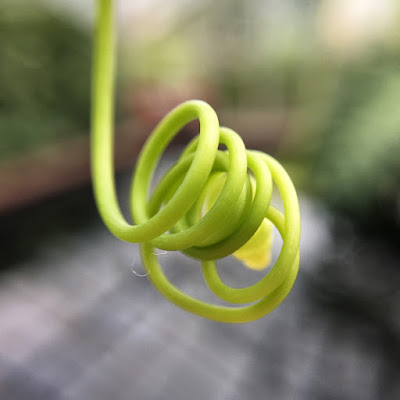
[91,0,301,323]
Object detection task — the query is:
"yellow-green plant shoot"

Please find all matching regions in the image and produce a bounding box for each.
[91,0,301,323]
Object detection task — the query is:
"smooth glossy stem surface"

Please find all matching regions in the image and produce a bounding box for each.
[91,0,301,323]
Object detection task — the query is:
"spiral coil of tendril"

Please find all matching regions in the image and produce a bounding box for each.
[91,0,300,323]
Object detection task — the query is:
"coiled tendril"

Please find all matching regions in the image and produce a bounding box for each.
[91,0,301,323]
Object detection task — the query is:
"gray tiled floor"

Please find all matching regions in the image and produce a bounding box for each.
[0,168,399,400]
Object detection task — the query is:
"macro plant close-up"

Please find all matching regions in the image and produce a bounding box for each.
[91,0,300,323]
[0,0,399,399]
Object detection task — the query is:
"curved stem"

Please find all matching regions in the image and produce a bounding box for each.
[92,0,121,233]
[91,0,301,323]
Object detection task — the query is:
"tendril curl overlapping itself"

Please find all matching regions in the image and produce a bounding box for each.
[91,0,301,323]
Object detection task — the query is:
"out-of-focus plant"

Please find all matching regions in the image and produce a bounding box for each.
[278,1,400,233]
[0,1,90,160]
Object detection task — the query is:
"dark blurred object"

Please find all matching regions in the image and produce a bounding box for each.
[124,80,216,130]
[0,123,148,214]
[0,1,91,160]
[122,80,217,147]
[219,108,287,153]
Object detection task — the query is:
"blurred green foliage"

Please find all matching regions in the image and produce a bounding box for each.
[0,0,397,231]
[0,3,90,160]
[312,59,400,226]
[282,46,400,232]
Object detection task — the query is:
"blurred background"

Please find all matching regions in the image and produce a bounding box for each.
[0,0,399,399]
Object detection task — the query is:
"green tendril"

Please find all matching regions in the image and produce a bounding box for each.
[91,0,301,323]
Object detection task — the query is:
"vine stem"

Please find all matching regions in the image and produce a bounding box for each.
[91,0,119,233]
[91,0,301,323]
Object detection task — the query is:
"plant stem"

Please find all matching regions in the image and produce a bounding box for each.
[91,0,301,323]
